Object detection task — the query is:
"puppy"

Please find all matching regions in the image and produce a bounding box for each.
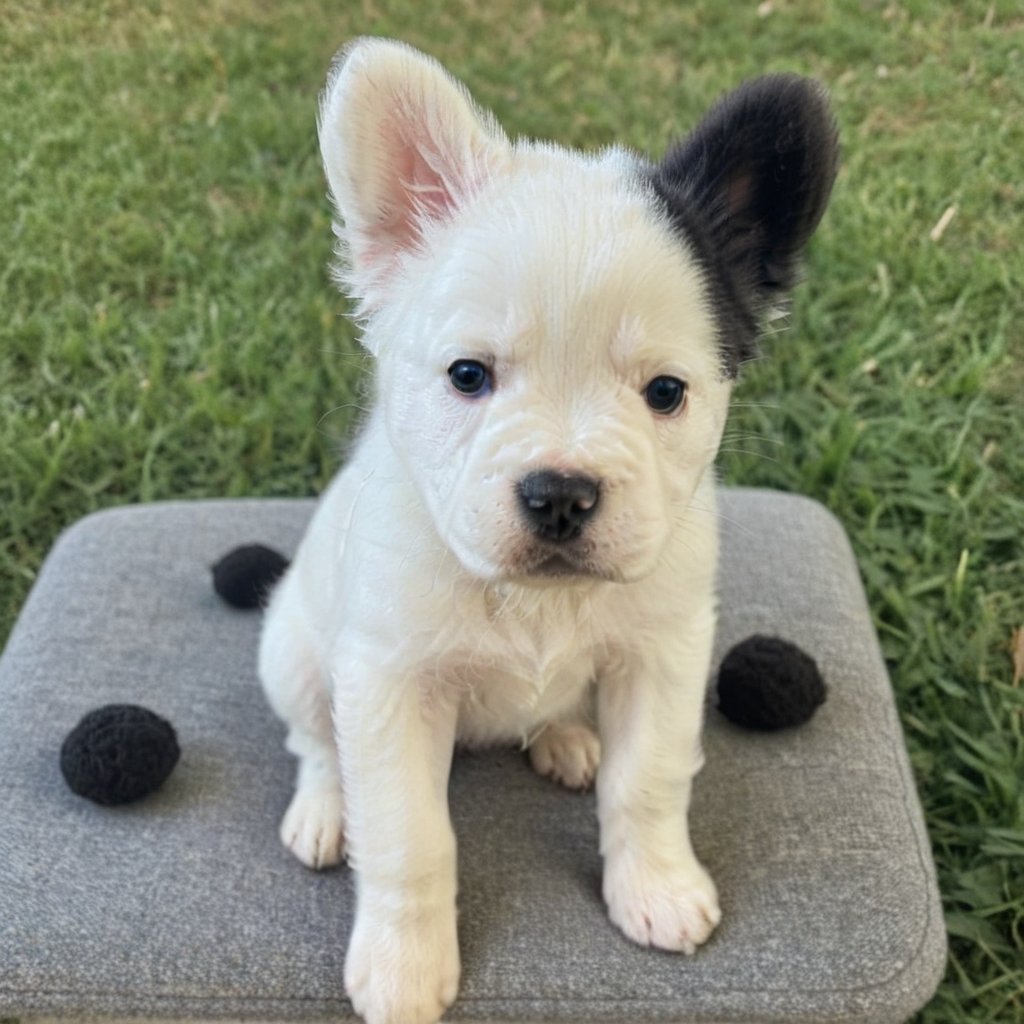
[259,38,837,1024]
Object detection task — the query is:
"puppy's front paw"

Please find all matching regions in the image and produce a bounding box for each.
[603,851,721,954]
[279,784,346,869]
[345,904,460,1024]
[529,721,601,790]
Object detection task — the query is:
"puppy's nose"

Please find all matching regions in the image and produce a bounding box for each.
[518,471,600,543]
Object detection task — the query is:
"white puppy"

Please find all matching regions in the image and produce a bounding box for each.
[260,39,837,1024]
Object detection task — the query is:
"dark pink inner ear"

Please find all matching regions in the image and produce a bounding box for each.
[379,115,463,258]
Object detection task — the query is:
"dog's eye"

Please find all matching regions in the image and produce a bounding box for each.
[448,359,492,397]
[644,375,687,415]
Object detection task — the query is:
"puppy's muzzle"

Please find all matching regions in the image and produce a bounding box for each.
[518,471,600,543]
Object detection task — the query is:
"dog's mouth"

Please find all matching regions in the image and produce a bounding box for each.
[509,549,620,584]
[534,554,586,577]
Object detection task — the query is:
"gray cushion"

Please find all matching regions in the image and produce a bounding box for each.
[0,489,945,1023]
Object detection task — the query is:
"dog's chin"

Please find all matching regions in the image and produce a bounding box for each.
[511,553,618,587]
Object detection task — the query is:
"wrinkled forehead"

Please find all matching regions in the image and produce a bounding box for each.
[423,170,721,376]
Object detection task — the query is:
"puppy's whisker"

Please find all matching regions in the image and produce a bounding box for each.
[318,400,374,421]
[679,504,755,539]
[736,352,773,366]
[318,347,371,363]
[720,433,784,446]
[663,523,702,563]
[716,448,782,465]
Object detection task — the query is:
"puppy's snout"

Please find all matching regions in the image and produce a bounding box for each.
[518,471,600,543]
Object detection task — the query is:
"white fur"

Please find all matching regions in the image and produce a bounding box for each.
[260,38,731,1024]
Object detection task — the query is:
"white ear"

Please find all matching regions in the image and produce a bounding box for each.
[318,38,509,310]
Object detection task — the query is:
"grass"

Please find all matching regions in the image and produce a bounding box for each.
[2,1,1022,1020]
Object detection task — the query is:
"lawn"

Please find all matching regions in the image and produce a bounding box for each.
[2,1,1021,1020]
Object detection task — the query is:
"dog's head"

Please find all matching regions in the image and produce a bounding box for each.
[318,40,838,583]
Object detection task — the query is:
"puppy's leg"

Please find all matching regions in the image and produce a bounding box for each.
[334,649,460,1024]
[596,604,720,954]
[259,579,346,870]
[529,715,600,790]
[277,724,346,870]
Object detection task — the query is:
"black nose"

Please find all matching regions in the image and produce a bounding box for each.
[518,471,600,543]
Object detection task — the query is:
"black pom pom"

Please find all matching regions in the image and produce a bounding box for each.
[212,544,289,609]
[60,704,180,805]
[717,635,826,731]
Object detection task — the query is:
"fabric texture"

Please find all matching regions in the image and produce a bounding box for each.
[0,490,946,1023]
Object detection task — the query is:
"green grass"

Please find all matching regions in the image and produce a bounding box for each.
[2,1,1021,1020]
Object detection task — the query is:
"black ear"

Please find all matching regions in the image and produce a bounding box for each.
[651,75,839,375]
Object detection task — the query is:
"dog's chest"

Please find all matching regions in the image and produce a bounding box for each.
[441,586,602,745]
